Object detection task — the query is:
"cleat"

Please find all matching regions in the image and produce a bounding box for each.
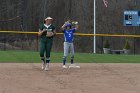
[41,61,45,70]
[42,64,45,70]
[45,63,49,71]
[62,65,68,69]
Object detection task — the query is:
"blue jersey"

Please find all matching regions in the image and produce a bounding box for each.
[63,28,76,42]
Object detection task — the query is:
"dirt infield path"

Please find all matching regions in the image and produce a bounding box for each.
[0,63,140,93]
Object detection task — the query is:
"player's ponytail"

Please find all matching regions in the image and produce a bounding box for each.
[44,20,46,24]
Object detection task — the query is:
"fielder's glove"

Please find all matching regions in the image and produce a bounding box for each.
[46,29,54,37]
[72,21,78,25]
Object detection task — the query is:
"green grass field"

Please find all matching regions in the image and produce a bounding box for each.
[0,50,140,63]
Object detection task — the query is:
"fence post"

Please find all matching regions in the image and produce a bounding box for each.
[4,33,6,51]
[133,37,136,55]
[101,36,104,54]
[36,35,39,51]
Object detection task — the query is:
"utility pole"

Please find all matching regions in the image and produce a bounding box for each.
[93,0,96,53]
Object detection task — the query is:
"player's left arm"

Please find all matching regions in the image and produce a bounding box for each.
[73,23,79,33]
[52,26,56,36]
[72,21,79,31]
[53,29,56,36]
[75,24,79,30]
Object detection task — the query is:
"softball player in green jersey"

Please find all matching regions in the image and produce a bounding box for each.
[38,17,56,71]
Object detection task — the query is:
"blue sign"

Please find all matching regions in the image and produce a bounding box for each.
[124,10,140,26]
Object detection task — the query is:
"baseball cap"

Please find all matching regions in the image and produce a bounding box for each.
[45,17,53,20]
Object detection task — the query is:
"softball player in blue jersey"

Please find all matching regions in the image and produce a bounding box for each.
[61,21,80,68]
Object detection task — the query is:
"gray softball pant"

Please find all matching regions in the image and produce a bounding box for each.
[63,42,74,58]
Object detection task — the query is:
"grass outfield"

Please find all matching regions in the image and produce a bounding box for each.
[0,50,140,63]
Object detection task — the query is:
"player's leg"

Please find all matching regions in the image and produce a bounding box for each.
[39,40,46,69]
[69,43,80,68]
[62,42,69,68]
[70,42,74,64]
[45,39,53,71]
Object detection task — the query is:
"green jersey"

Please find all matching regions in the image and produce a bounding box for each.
[39,24,55,40]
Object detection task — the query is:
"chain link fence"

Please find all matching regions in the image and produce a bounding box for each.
[0,32,140,54]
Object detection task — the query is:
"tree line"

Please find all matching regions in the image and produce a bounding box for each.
[0,0,140,53]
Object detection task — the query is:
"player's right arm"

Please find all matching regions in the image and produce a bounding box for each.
[38,24,46,36]
[61,20,70,31]
[38,29,45,36]
[61,23,66,31]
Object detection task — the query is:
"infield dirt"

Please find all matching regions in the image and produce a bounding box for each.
[0,63,140,93]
